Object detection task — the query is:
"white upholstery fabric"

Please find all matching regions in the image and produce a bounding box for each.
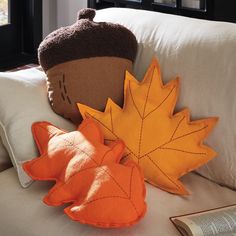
[0,68,75,187]
[95,8,236,189]
[0,168,235,236]
[0,137,11,172]
[0,8,235,236]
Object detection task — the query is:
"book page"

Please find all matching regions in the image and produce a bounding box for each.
[173,205,236,236]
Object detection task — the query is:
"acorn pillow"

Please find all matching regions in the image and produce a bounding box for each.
[23,118,146,228]
[38,8,137,124]
[78,58,218,195]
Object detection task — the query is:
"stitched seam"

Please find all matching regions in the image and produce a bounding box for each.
[129,80,142,119]
[66,96,72,104]
[142,66,154,117]
[170,116,185,141]
[36,125,129,196]
[87,114,139,160]
[140,125,208,159]
[64,149,115,182]
[138,65,154,161]
[171,125,208,142]
[144,86,176,119]
[129,199,139,216]
[62,140,129,196]
[61,92,65,101]
[100,149,113,165]
[35,125,102,166]
[147,155,181,190]
[59,74,72,105]
[62,165,97,183]
[59,74,65,102]
[81,195,141,215]
[138,121,144,163]
[84,196,128,206]
[62,138,128,195]
[83,166,139,216]
[63,74,72,105]
[63,83,67,94]
[159,147,206,155]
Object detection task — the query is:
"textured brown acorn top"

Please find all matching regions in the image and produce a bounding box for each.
[38,8,138,71]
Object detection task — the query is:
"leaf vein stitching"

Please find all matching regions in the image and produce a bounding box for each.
[138,66,154,159]
[88,114,139,159]
[170,116,185,141]
[81,195,140,215]
[140,125,209,158]
[159,147,206,155]
[128,80,142,119]
[144,86,176,119]
[36,125,129,196]
[147,155,181,190]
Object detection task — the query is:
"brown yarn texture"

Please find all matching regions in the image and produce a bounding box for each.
[38,9,137,71]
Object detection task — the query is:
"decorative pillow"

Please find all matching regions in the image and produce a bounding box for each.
[78,58,218,195]
[38,8,137,124]
[95,8,236,190]
[23,118,146,228]
[0,68,75,187]
[0,137,11,172]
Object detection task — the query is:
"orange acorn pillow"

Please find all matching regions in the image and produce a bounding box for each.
[78,58,218,195]
[23,118,146,228]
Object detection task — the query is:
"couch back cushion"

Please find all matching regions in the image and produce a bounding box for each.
[0,68,75,187]
[95,8,236,189]
[0,138,11,172]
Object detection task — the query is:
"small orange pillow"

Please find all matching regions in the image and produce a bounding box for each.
[47,160,146,228]
[23,118,146,228]
[78,58,218,195]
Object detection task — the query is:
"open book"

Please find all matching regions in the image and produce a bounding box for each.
[170,204,236,236]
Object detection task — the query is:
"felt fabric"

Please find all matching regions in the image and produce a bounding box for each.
[23,118,146,228]
[38,8,137,124]
[46,57,132,123]
[78,58,218,195]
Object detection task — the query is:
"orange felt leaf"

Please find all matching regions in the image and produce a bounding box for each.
[23,118,146,228]
[48,160,146,228]
[78,58,218,195]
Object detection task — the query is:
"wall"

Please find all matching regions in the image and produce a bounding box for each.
[42,0,87,38]
[57,0,87,28]
[42,0,57,37]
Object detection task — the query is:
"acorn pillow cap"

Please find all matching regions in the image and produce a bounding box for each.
[38,8,138,124]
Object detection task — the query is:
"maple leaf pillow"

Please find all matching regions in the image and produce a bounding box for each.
[78,58,218,195]
[23,118,146,228]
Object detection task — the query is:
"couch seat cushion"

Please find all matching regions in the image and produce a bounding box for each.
[0,168,235,236]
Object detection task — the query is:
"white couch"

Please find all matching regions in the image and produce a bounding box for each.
[0,8,236,236]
